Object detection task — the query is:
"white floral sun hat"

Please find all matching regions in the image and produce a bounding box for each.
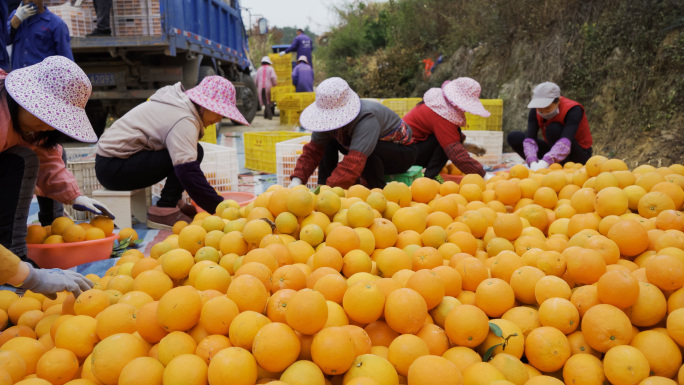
[442,77,491,118]
[300,77,361,132]
[5,56,97,142]
[423,88,466,125]
[186,76,249,126]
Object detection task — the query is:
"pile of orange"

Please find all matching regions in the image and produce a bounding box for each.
[1,156,684,385]
[26,216,116,245]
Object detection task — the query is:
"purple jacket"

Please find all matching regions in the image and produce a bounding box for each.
[292,62,314,92]
[285,33,313,67]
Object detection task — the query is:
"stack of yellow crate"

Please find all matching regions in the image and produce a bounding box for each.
[269,53,293,86]
[277,92,316,126]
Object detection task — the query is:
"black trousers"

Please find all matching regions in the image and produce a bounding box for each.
[95,144,204,208]
[410,135,450,179]
[0,146,39,259]
[93,0,112,31]
[507,123,593,165]
[318,140,419,189]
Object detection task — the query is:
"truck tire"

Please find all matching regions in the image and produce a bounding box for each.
[85,101,109,138]
[197,65,217,83]
[235,74,257,124]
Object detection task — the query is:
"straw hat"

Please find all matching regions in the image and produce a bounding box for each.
[441,77,491,117]
[299,77,361,132]
[5,56,96,142]
[185,76,249,126]
[297,55,308,64]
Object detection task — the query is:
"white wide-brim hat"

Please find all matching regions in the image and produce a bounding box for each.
[423,88,464,125]
[442,77,491,117]
[6,56,97,142]
[186,76,249,126]
[297,55,309,64]
[261,56,272,65]
[300,77,361,132]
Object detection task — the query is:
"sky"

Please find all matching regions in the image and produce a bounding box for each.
[240,0,388,35]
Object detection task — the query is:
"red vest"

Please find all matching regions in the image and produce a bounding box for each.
[536,96,592,148]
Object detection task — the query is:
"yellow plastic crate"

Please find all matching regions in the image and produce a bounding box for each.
[277,77,292,86]
[244,131,309,173]
[275,68,292,79]
[279,110,301,126]
[463,99,504,131]
[199,123,217,144]
[278,92,316,111]
[271,85,296,103]
[269,53,292,64]
[381,98,423,117]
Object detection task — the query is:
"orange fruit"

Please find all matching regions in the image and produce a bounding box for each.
[444,304,489,348]
[156,286,202,332]
[607,219,650,257]
[629,282,667,327]
[90,333,149,385]
[629,330,681,378]
[603,345,650,385]
[61,224,87,243]
[251,322,301,373]
[475,278,515,318]
[538,297,580,334]
[645,254,684,291]
[207,347,258,385]
[384,288,428,334]
[407,355,462,385]
[477,318,525,360]
[596,269,640,309]
[285,289,327,335]
[342,282,385,324]
[580,303,632,353]
[406,269,445,310]
[342,354,398,385]
[638,191,676,219]
[311,326,356,375]
[524,326,571,372]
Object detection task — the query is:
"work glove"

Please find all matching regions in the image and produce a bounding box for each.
[530,160,550,171]
[279,51,285,57]
[72,196,116,219]
[15,3,37,22]
[463,139,486,156]
[21,264,94,299]
[288,177,302,188]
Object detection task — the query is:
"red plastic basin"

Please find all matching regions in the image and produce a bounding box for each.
[27,233,118,269]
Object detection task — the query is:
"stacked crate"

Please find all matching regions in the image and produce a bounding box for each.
[50,4,94,38]
[463,99,504,131]
[381,98,423,118]
[268,53,293,86]
[112,0,162,36]
[277,92,316,126]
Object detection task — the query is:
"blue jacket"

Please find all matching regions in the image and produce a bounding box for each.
[0,2,9,71]
[8,7,73,70]
[292,62,314,92]
[284,33,312,67]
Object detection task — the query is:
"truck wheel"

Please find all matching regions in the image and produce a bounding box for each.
[85,101,108,138]
[198,65,217,83]
[235,74,257,124]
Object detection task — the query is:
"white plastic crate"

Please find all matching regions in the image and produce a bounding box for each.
[64,146,102,221]
[276,136,343,189]
[152,142,239,203]
[463,130,504,167]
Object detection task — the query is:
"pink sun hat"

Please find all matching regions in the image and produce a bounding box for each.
[442,77,491,118]
[423,88,466,125]
[185,76,249,126]
[5,56,97,142]
[300,77,361,132]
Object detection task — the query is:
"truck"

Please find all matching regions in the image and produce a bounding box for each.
[54,0,259,136]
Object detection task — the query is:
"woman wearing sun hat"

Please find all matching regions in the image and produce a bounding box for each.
[507,81,593,170]
[255,56,278,119]
[0,55,112,297]
[403,77,489,178]
[290,77,421,189]
[95,75,249,229]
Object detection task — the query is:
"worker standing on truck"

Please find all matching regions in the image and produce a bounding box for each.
[87,0,112,36]
[255,56,278,120]
[507,81,593,170]
[403,77,489,178]
[292,55,314,92]
[0,56,113,263]
[95,76,250,229]
[8,0,73,69]
[280,28,313,68]
[289,77,419,189]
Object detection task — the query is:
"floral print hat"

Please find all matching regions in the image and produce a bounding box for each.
[423,87,467,126]
[300,77,361,132]
[5,56,97,142]
[442,77,491,118]
[186,76,249,126]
